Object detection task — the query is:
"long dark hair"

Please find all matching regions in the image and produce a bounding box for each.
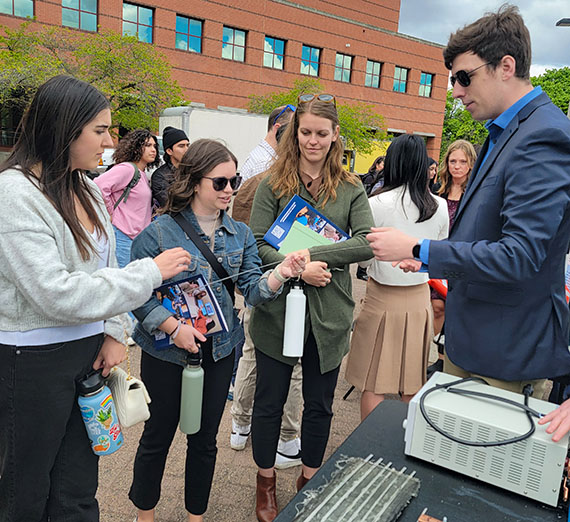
[0,75,110,260]
[376,134,438,223]
[161,139,237,214]
[113,129,160,168]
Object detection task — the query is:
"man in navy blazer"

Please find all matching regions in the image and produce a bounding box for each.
[367,6,570,398]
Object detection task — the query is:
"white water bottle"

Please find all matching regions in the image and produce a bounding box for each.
[282,282,306,357]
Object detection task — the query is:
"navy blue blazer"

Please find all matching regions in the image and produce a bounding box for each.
[429,92,570,381]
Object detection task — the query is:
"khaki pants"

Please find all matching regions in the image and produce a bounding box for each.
[230,307,302,441]
[444,351,549,399]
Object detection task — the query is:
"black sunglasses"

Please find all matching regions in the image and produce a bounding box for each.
[202,175,242,191]
[450,62,491,87]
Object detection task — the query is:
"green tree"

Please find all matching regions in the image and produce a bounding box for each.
[531,66,570,115]
[440,90,488,159]
[248,78,385,155]
[0,22,184,135]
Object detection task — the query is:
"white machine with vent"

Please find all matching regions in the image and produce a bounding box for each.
[403,372,568,507]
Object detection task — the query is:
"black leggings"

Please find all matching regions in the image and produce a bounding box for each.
[129,341,234,515]
[251,332,340,469]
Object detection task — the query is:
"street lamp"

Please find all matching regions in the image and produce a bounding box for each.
[556,18,570,26]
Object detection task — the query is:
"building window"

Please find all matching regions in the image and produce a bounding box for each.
[176,15,202,53]
[301,45,320,77]
[222,26,246,62]
[264,36,285,70]
[334,53,352,83]
[419,72,433,97]
[62,0,97,32]
[0,0,33,17]
[365,60,382,88]
[393,66,408,93]
[122,2,153,43]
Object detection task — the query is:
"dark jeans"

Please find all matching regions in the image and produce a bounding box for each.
[252,332,340,469]
[129,341,234,515]
[0,334,103,522]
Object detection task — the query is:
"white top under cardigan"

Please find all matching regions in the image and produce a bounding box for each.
[0,168,162,344]
[363,185,449,286]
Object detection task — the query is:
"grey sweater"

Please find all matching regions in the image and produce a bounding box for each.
[0,168,162,343]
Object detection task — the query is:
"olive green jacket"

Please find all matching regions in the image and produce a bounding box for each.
[249,176,374,373]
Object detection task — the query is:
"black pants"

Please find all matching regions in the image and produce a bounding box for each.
[252,332,340,469]
[0,335,103,522]
[129,341,234,515]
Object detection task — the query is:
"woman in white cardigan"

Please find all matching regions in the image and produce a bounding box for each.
[346,134,449,421]
[0,75,190,522]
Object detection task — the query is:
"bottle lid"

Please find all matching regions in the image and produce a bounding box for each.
[187,347,202,367]
[77,370,105,395]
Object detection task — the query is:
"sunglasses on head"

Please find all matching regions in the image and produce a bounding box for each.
[297,93,336,106]
[450,62,491,88]
[203,175,242,191]
[272,104,296,126]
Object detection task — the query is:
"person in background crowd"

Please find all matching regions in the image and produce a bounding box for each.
[428,157,439,193]
[151,126,190,209]
[430,140,477,339]
[0,75,190,522]
[360,155,385,196]
[367,5,570,399]
[128,139,305,522]
[346,134,449,421]
[240,104,296,182]
[248,93,374,521]
[230,110,302,471]
[95,129,160,268]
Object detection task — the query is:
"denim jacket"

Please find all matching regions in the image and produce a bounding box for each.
[130,208,281,367]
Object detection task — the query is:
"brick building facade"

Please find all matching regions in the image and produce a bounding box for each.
[0,0,448,157]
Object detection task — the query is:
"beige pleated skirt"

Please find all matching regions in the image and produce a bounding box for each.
[345,278,433,396]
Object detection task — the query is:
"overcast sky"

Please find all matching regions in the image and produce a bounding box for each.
[398,0,570,77]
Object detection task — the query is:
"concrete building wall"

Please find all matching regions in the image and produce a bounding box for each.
[0,0,448,158]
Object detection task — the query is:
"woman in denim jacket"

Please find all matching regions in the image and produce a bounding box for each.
[128,139,305,522]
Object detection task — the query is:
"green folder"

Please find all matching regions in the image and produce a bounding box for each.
[278,220,333,254]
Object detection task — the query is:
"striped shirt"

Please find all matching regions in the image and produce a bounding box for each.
[240,139,276,182]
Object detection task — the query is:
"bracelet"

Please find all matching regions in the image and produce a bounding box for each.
[273,264,290,283]
[168,319,182,339]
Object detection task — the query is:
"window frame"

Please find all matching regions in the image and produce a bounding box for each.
[419,72,434,98]
[62,0,98,32]
[263,35,285,70]
[122,2,154,44]
[175,14,202,54]
[300,44,320,77]
[0,0,34,18]
[222,26,246,62]
[334,52,352,83]
[365,59,382,89]
[393,65,409,93]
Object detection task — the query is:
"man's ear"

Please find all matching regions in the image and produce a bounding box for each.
[500,55,517,81]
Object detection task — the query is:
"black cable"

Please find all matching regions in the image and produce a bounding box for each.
[419,377,543,447]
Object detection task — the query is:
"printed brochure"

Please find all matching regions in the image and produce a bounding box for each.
[152,274,228,350]
[263,195,350,254]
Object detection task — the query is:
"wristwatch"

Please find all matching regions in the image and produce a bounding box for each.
[412,243,421,260]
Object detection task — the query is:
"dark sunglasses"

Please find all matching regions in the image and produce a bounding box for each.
[203,175,242,191]
[272,104,296,126]
[450,62,491,88]
[298,93,336,106]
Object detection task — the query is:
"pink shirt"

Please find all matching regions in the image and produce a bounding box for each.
[94,162,152,239]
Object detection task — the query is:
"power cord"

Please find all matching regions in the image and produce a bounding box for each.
[419,377,543,447]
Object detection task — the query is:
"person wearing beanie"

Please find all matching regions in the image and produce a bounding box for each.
[151,126,189,208]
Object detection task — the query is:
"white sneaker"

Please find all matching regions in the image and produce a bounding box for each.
[230,420,251,450]
[275,437,302,469]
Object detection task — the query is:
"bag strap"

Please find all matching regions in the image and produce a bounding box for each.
[171,212,235,305]
[113,162,140,210]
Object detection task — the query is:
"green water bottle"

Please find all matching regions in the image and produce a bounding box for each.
[179,349,204,435]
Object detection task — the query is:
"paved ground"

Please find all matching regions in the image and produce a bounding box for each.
[96,269,427,521]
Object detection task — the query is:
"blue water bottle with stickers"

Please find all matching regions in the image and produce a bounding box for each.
[77,370,123,455]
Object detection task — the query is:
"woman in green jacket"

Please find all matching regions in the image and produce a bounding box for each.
[249,94,374,521]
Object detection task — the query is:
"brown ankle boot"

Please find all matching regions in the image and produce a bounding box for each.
[296,473,310,492]
[256,471,278,522]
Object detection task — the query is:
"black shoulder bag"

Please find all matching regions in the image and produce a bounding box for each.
[171,212,235,305]
[113,162,141,210]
